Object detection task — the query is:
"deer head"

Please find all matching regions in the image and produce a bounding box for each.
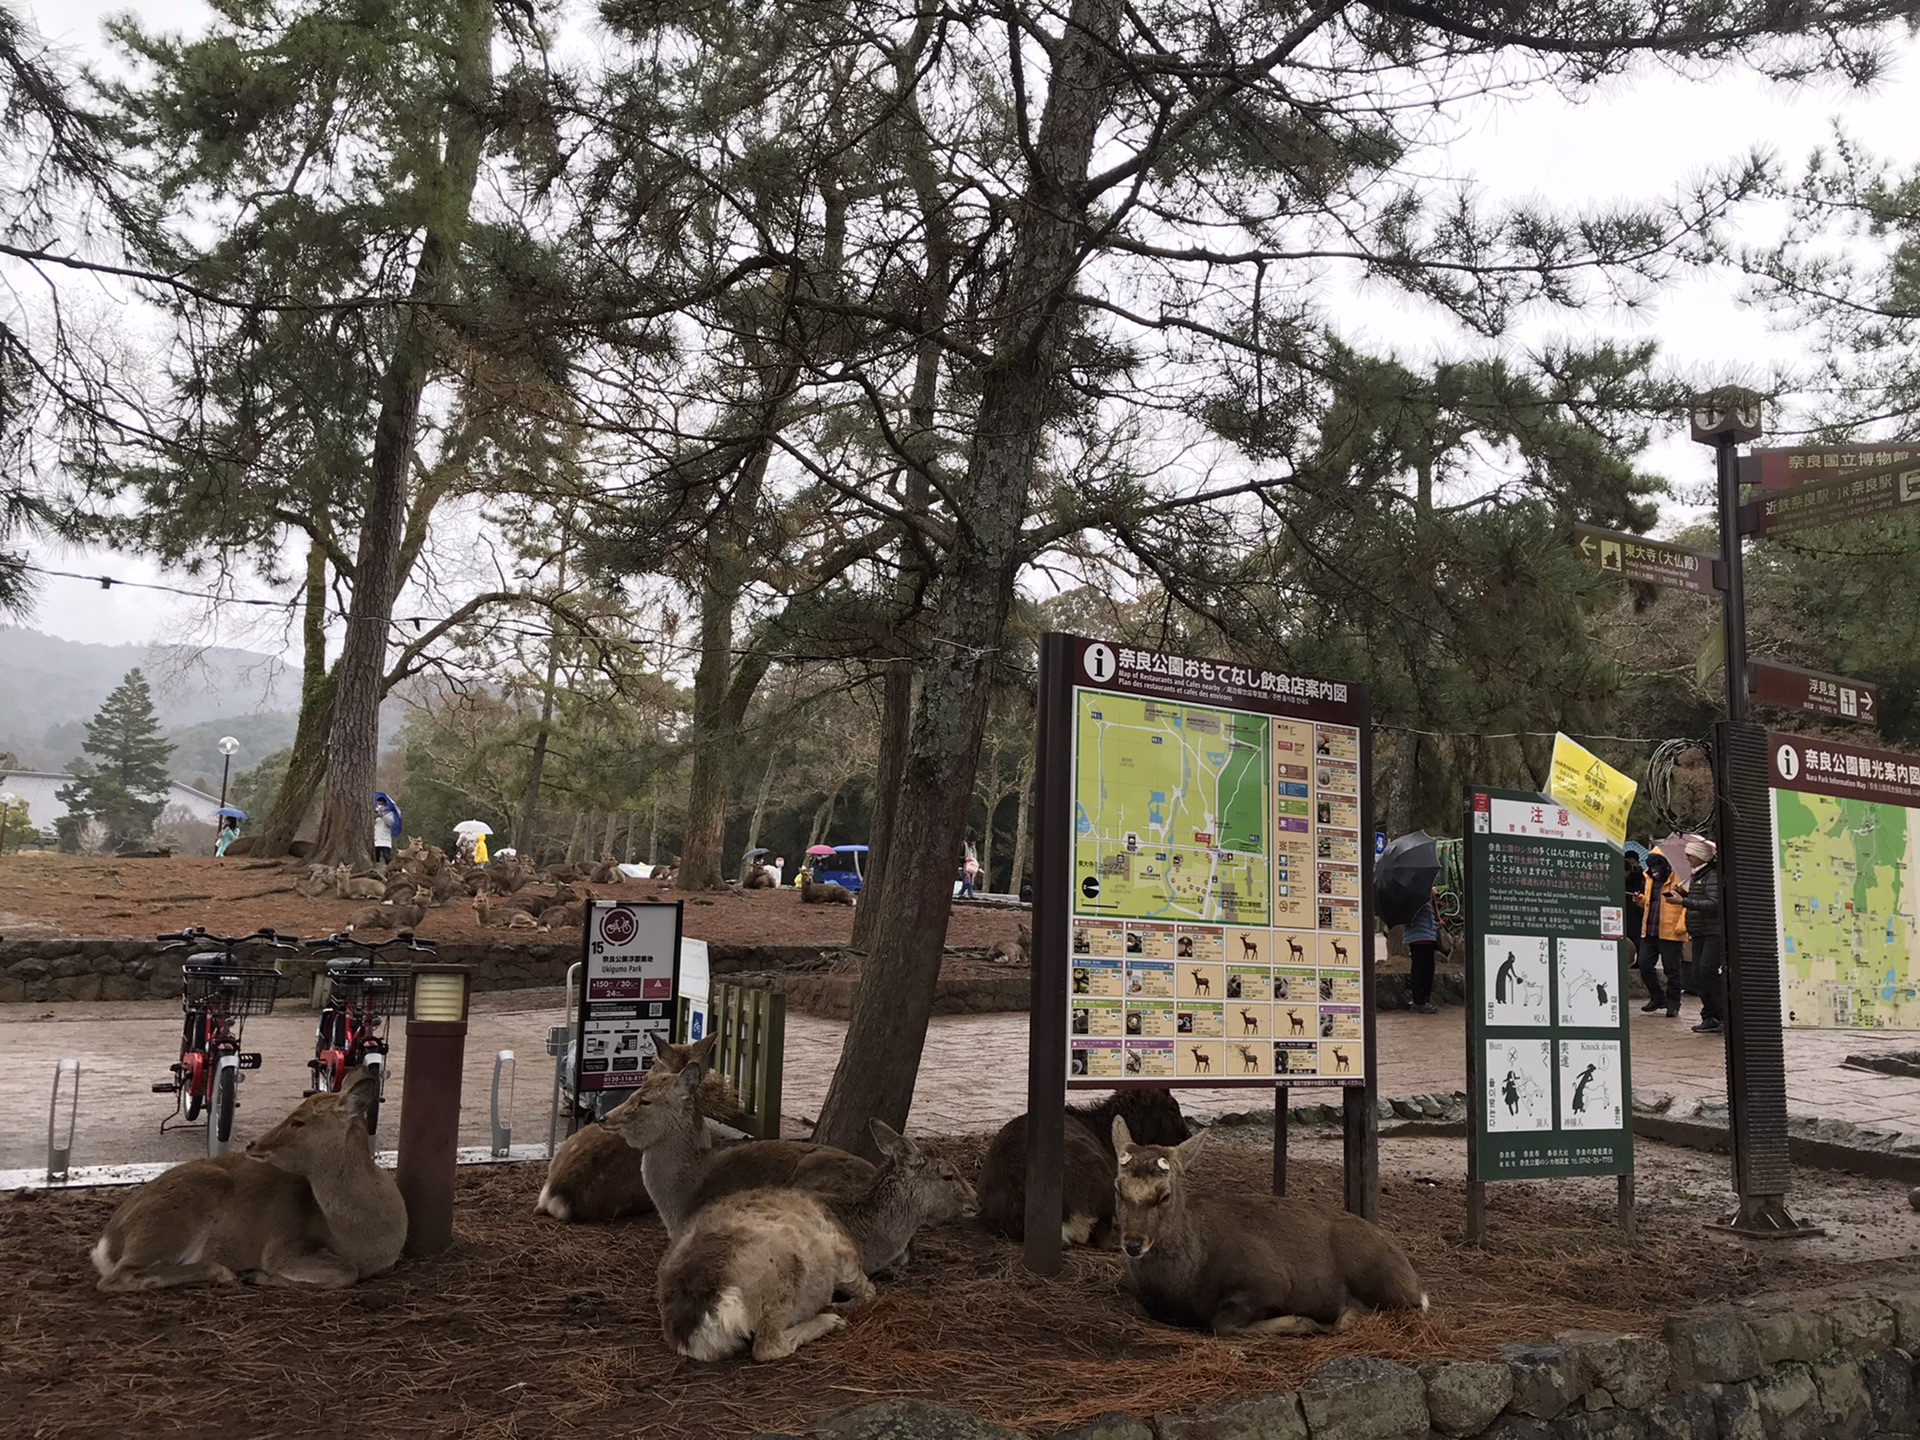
[869,1120,977,1221]
[248,1067,379,1175]
[1111,1116,1208,1259]
[600,1034,719,1153]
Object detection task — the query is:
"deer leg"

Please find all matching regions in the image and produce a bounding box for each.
[753,1311,846,1362]
[829,1258,876,1313]
[1229,1314,1327,1337]
[251,1245,360,1288]
[97,1260,238,1292]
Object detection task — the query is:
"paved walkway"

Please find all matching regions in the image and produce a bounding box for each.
[2,988,1913,1172]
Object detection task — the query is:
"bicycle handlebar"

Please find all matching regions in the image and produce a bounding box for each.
[157,927,302,950]
[305,931,438,955]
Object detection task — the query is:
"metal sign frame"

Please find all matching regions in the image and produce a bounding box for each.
[1025,632,1377,1274]
[572,900,683,1118]
[1463,787,1633,1245]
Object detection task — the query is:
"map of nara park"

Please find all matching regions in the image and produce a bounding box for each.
[1776,788,1920,1029]
[1073,691,1271,924]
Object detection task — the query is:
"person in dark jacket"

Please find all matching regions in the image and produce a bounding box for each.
[1633,850,1688,1017]
[1403,889,1442,1014]
[1682,837,1724,1035]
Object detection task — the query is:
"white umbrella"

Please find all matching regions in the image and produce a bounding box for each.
[454,820,493,837]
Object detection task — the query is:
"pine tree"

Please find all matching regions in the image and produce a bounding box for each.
[57,669,175,850]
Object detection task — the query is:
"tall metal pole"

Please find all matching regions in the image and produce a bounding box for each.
[219,755,232,810]
[1695,392,1814,1237]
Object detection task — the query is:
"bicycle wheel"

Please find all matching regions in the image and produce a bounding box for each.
[209,1063,238,1156]
[184,1060,205,1122]
[363,1057,385,1140]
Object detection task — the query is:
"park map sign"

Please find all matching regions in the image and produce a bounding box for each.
[1061,638,1371,1089]
[1770,733,1920,1030]
[1465,789,1632,1183]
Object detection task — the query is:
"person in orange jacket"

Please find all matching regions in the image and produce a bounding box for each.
[1634,850,1689,1017]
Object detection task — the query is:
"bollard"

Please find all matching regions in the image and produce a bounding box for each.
[545,1023,570,1158]
[490,1049,516,1157]
[394,964,473,1257]
[46,1058,79,1183]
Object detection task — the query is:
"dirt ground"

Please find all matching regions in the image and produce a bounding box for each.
[5,1128,1917,1440]
[0,853,1027,951]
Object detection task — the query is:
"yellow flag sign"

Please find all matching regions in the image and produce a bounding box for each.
[1547,733,1637,846]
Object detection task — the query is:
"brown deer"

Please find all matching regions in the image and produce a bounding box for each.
[1235,1045,1261,1073]
[597,1042,876,1237]
[1287,1010,1305,1035]
[1111,1117,1427,1335]
[1285,936,1306,963]
[1239,934,1259,962]
[656,1121,975,1363]
[1190,1048,1211,1074]
[347,887,431,934]
[1331,939,1350,964]
[334,865,385,902]
[1333,1048,1351,1073]
[1239,1007,1260,1035]
[535,1039,742,1223]
[1191,969,1212,996]
[800,876,855,906]
[977,1089,1188,1246]
[93,1068,404,1291]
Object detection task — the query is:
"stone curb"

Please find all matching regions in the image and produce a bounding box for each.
[803,1287,1920,1440]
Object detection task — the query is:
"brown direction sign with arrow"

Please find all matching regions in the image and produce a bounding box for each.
[1741,454,1920,536]
[1573,523,1718,596]
[1750,660,1878,726]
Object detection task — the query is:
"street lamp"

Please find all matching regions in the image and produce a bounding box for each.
[1688,390,1812,1237]
[394,963,474,1256]
[216,736,241,809]
[0,790,17,855]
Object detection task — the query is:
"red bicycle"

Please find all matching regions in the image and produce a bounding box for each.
[152,928,299,1157]
[305,931,436,1141]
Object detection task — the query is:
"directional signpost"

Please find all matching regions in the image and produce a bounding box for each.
[1739,454,1920,537]
[1573,523,1718,596]
[1749,660,1878,726]
[1741,443,1920,495]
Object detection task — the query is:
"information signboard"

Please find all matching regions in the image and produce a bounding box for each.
[1051,636,1372,1090]
[1749,660,1878,726]
[1573,523,1718,596]
[574,900,682,1103]
[1768,733,1920,1030]
[1742,443,1920,494]
[1465,789,1632,1190]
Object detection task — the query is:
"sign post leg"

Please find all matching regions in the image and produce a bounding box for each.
[1273,1084,1289,1195]
[1023,634,1075,1275]
[1706,421,1816,1238]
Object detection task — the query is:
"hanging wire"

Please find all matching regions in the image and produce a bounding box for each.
[1646,735,1717,834]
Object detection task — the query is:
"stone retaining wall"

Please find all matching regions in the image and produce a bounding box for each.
[792,1285,1920,1440]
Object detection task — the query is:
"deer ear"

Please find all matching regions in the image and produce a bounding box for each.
[675,1062,705,1097]
[1111,1115,1134,1158]
[1172,1124,1209,1168]
[686,1034,718,1066]
[341,1067,379,1124]
[867,1119,914,1163]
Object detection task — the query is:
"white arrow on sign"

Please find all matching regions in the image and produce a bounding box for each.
[1862,690,1876,716]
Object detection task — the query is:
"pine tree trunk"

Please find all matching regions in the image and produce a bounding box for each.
[852,661,912,949]
[514,541,568,854]
[565,811,587,866]
[625,810,637,864]
[258,539,334,855]
[813,0,1123,1154]
[1385,730,1420,837]
[647,794,659,866]
[1008,743,1036,897]
[741,752,777,879]
[601,811,618,860]
[311,0,491,867]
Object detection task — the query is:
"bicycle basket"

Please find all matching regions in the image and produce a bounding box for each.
[182,965,282,1016]
[324,966,414,1017]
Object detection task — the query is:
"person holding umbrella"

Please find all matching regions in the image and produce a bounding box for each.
[213,807,245,857]
[1376,831,1445,1014]
[372,791,402,864]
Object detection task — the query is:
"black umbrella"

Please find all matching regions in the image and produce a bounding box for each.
[1374,830,1442,927]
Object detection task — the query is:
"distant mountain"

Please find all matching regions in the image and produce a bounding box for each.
[0,629,402,782]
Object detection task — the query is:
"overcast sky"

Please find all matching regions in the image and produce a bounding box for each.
[18,0,1920,659]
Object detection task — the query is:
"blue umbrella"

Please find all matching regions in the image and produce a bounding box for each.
[215,807,247,821]
[374,792,403,833]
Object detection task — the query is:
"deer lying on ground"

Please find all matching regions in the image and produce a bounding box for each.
[1110,1117,1426,1336]
[598,1040,876,1238]
[347,888,431,934]
[657,1120,976,1363]
[535,1038,744,1223]
[334,865,386,902]
[977,1088,1188,1245]
[92,1068,404,1291]
[589,855,623,885]
[473,891,539,929]
[799,875,855,906]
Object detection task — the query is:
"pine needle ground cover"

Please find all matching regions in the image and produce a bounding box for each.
[5,1134,1915,1438]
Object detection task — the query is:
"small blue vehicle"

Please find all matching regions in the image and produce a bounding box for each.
[812,844,869,893]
